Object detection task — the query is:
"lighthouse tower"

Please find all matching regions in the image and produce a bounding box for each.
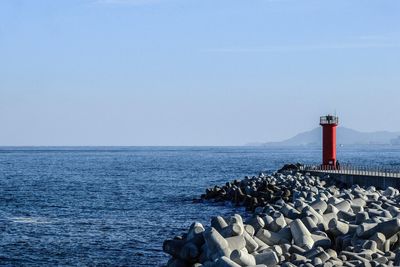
[320,115,339,167]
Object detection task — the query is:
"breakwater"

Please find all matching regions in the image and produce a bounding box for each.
[163,166,400,266]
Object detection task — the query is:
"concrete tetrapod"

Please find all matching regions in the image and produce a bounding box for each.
[357,218,400,239]
[164,167,400,266]
[289,219,314,250]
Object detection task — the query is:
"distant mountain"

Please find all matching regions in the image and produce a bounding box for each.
[259,127,400,146]
[391,136,400,145]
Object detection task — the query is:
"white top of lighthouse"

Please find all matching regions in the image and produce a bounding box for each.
[320,115,339,126]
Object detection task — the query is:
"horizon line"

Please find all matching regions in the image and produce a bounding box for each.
[0,144,397,148]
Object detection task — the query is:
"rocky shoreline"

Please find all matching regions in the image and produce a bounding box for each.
[163,166,400,267]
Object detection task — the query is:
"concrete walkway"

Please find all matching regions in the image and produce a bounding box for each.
[300,165,400,188]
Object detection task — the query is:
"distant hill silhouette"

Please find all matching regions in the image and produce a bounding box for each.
[258,127,400,146]
[391,136,400,145]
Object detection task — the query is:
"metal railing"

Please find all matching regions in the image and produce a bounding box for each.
[300,164,400,178]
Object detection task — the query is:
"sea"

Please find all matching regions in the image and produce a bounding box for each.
[0,146,400,266]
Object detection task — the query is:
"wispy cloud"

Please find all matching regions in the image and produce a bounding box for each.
[96,0,164,6]
[96,0,286,6]
[358,35,389,41]
[203,42,400,53]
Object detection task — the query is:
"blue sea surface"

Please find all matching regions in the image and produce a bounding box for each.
[0,146,400,266]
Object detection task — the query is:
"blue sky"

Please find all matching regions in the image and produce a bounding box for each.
[1,0,399,145]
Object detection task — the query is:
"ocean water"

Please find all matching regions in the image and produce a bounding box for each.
[0,146,400,266]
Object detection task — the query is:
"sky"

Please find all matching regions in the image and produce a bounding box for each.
[1,0,400,146]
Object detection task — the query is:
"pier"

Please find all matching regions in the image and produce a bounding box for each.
[300,164,400,189]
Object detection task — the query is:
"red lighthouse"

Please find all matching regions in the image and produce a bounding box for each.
[320,115,339,167]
